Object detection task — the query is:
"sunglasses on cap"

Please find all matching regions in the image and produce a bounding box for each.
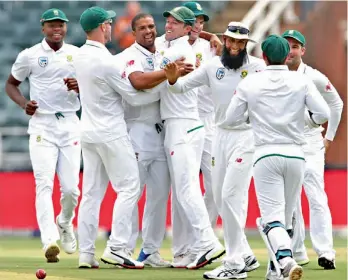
[227,26,249,35]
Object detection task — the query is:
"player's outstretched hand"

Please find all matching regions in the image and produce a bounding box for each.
[25,100,38,116]
[210,34,222,56]
[174,57,194,76]
[164,63,180,85]
[64,78,79,93]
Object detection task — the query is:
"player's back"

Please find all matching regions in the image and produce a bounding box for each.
[241,66,310,147]
[74,42,126,143]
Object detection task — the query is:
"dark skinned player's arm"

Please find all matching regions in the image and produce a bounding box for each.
[128,70,167,90]
[5,74,28,109]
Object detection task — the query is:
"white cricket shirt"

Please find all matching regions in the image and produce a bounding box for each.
[168,54,266,129]
[120,42,162,124]
[74,40,159,143]
[191,38,215,116]
[155,35,199,120]
[223,65,330,159]
[298,62,343,141]
[11,38,80,114]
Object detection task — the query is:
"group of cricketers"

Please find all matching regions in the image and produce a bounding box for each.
[5,2,343,280]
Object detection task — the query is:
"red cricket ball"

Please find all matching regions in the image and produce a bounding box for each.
[36,269,46,279]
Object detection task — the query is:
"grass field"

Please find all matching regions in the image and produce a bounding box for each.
[0,236,346,280]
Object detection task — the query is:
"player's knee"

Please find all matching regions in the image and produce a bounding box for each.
[35,177,54,194]
[61,184,80,199]
[263,221,285,235]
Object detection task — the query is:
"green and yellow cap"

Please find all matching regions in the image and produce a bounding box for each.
[182,2,209,22]
[282,29,306,46]
[80,6,116,32]
[163,6,196,26]
[40,8,69,25]
[261,34,290,63]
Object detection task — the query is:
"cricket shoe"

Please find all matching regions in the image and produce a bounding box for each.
[101,247,144,269]
[318,252,336,269]
[171,252,196,268]
[186,243,225,269]
[243,255,260,272]
[56,216,77,254]
[203,263,247,279]
[79,253,99,269]
[44,242,60,263]
[282,258,303,280]
[137,249,171,267]
[293,252,310,266]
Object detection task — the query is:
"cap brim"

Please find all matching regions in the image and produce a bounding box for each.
[42,17,69,23]
[163,11,184,23]
[194,12,209,22]
[106,10,116,19]
[282,35,304,45]
[223,30,256,43]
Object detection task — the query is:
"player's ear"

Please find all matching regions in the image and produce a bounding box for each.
[301,46,306,56]
[132,30,136,37]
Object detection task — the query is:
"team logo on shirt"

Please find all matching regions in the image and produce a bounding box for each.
[240,70,248,78]
[38,57,48,68]
[126,60,135,67]
[325,81,333,92]
[196,53,202,61]
[66,55,73,62]
[160,57,170,69]
[36,135,41,142]
[212,157,215,167]
[146,57,154,69]
[216,67,225,80]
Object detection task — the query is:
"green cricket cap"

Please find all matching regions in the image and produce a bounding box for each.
[282,29,306,46]
[40,8,69,24]
[163,6,196,26]
[80,6,116,32]
[261,34,290,63]
[182,2,209,22]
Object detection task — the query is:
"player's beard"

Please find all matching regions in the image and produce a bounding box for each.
[220,46,247,70]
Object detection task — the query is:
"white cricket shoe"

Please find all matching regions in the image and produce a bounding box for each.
[171,252,197,268]
[79,253,100,269]
[101,247,144,269]
[244,255,260,272]
[44,242,60,263]
[56,216,77,254]
[187,243,225,269]
[142,252,171,268]
[203,263,247,279]
[282,258,303,280]
[293,252,310,266]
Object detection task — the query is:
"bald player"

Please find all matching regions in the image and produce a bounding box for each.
[282,30,343,269]
[223,34,330,280]
[164,21,264,275]
[5,8,80,263]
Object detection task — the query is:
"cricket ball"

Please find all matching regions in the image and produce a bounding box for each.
[36,269,46,279]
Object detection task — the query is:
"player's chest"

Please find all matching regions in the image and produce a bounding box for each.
[29,52,75,77]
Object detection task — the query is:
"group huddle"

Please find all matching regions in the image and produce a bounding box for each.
[5,2,343,280]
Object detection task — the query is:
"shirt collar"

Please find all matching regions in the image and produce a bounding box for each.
[165,35,189,48]
[85,39,108,51]
[297,60,307,73]
[41,38,66,52]
[134,42,158,57]
[266,65,289,71]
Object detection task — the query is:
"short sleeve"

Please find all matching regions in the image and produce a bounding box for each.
[11,49,30,82]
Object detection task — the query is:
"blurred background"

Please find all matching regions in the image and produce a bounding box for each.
[0,1,346,236]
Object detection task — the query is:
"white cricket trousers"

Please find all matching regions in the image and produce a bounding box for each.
[78,135,141,255]
[212,127,254,269]
[127,122,171,255]
[292,135,335,257]
[200,112,218,227]
[28,113,81,247]
[165,118,219,256]
[254,154,305,257]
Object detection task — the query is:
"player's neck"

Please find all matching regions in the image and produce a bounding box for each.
[86,35,106,46]
[188,38,197,45]
[45,39,63,52]
[138,42,156,53]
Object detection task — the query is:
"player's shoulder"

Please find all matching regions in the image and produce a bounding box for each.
[303,63,329,85]
[22,42,43,57]
[63,43,79,53]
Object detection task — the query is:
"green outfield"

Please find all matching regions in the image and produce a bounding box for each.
[0,236,346,280]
